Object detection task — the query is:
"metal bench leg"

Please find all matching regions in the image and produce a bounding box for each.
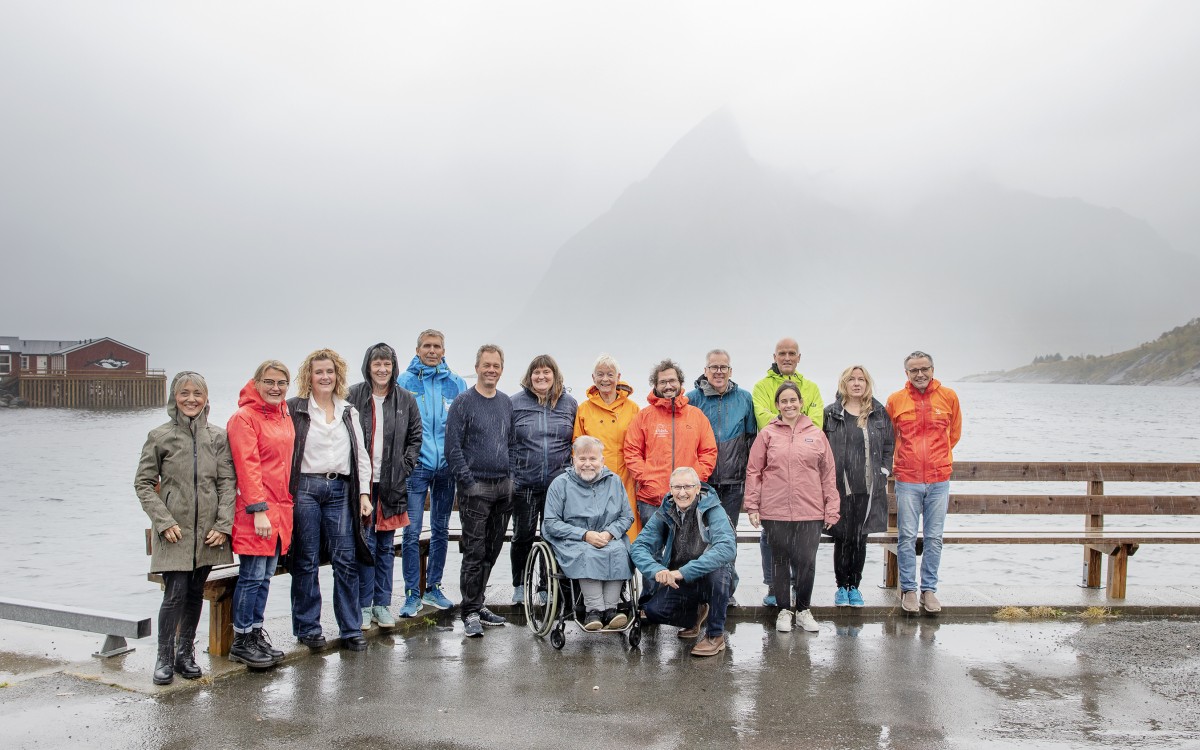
[93,634,135,659]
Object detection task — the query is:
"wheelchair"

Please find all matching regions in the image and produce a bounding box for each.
[522,540,642,650]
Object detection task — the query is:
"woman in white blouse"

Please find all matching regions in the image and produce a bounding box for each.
[286,349,374,651]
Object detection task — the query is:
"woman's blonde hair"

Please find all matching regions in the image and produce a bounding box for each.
[836,364,875,428]
[253,359,291,383]
[296,349,349,399]
[521,354,565,408]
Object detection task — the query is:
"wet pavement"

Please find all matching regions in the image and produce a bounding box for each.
[3,611,1199,749]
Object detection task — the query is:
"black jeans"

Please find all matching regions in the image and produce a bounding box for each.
[763,520,822,610]
[510,486,547,587]
[831,493,870,589]
[458,478,513,618]
[159,566,212,647]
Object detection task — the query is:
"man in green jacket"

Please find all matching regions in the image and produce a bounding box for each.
[750,337,824,605]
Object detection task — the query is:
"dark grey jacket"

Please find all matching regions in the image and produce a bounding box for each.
[347,343,423,519]
[823,396,895,536]
[135,396,236,572]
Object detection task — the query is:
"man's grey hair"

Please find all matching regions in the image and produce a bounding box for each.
[904,350,935,368]
[705,349,730,363]
[592,353,620,373]
[416,329,445,347]
[573,435,604,455]
[670,466,700,484]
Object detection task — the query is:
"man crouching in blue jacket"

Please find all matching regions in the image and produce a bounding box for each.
[631,467,736,657]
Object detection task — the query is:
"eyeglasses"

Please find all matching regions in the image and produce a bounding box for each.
[670,483,699,492]
[260,379,289,389]
[906,367,932,375]
[705,365,731,373]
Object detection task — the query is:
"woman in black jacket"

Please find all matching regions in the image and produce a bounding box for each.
[823,365,894,608]
[348,343,422,629]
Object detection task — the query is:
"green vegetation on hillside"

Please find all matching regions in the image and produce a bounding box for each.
[968,318,1200,385]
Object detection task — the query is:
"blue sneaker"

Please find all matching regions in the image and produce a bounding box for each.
[463,613,483,637]
[478,607,506,627]
[422,584,454,611]
[512,585,525,604]
[848,587,865,608]
[762,594,777,607]
[398,590,423,618]
[834,587,850,607]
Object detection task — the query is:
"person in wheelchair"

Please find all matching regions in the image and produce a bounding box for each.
[542,436,635,631]
[630,467,736,657]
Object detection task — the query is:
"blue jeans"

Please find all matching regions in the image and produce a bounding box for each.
[895,480,950,592]
[359,484,396,608]
[291,475,361,640]
[232,543,279,634]
[402,465,455,593]
[641,565,733,638]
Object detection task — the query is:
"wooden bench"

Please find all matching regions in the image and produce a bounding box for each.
[877,461,1200,598]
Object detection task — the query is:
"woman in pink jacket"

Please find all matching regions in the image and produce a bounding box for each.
[744,381,840,635]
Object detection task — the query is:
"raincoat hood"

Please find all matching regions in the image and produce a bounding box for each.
[564,463,615,489]
[692,375,740,398]
[405,354,454,381]
[237,379,289,418]
[360,342,400,396]
[585,382,634,410]
[645,391,690,411]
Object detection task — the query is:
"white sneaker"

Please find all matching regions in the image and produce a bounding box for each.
[796,609,819,633]
[775,609,794,632]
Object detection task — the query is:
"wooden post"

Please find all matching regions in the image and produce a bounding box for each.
[883,483,898,588]
[207,593,234,657]
[1083,480,1104,588]
[1106,544,1130,599]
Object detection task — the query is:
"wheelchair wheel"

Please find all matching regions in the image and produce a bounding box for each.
[549,624,566,650]
[627,618,642,649]
[524,541,560,638]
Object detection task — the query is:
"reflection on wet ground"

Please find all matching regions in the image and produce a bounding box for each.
[3,617,1198,749]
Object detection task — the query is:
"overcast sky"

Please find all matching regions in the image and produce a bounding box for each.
[3,1,1198,384]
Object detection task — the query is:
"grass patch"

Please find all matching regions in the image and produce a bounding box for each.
[1080,606,1115,620]
[1028,606,1067,619]
[995,606,1030,620]
[422,616,438,627]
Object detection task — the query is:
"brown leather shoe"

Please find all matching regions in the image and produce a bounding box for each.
[920,590,942,614]
[900,590,919,614]
[690,634,726,657]
[678,603,709,639]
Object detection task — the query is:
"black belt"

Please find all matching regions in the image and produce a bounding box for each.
[301,472,350,482]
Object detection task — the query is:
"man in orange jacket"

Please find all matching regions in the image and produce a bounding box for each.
[623,359,718,530]
[886,351,962,615]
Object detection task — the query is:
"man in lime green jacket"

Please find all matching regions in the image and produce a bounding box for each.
[751,338,824,429]
[749,337,825,605]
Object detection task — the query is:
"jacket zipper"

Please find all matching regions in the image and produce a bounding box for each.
[191,425,199,569]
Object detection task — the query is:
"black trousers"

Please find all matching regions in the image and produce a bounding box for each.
[510,486,547,587]
[458,478,513,618]
[158,566,212,647]
[763,520,822,610]
[831,493,870,589]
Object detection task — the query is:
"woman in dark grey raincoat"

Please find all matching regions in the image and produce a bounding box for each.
[135,371,236,685]
[822,365,894,609]
[541,436,634,630]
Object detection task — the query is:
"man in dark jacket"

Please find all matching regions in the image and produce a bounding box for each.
[348,343,422,629]
[631,468,736,658]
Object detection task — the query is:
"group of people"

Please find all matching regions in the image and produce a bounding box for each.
[135,330,962,682]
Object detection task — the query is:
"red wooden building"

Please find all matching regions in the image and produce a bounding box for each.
[0,336,165,408]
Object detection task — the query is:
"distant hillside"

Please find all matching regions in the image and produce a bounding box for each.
[965,318,1200,385]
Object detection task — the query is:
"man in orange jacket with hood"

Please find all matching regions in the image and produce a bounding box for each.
[886,350,962,615]
[623,359,718,530]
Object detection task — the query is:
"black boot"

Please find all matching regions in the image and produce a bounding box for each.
[174,636,203,680]
[251,628,284,662]
[228,632,275,668]
[153,639,175,685]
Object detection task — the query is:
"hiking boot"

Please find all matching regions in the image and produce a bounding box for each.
[252,628,284,661]
[361,607,374,631]
[678,603,709,639]
[834,587,850,607]
[512,585,525,604]
[690,634,726,657]
[341,635,368,652]
[775,609,794,633]
[478,607,506,627]
[920,590,942,614]
[297,633,327,650]
[796,609,819,633]
[848,587,865,608]
[583,610,604,631]
[422,584,454,611]
[373,605,396,629]
[399,590,423,618]
[173,638,202,680]
[152,640,174,685]
[229,632,275,668]
[604,610,628,630]
[901,590,919,614]
[463,613,484,637]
